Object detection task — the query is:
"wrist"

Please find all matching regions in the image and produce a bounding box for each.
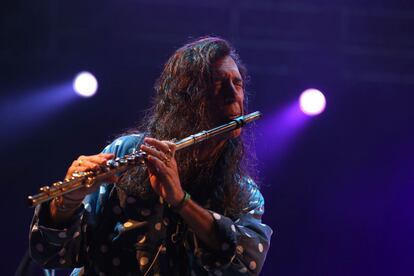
[168,191,191,212]
[53,196,82,213]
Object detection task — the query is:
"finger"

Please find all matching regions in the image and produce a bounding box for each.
[141,144,169,162]
[146,155,168,175]
[100,153,115,158]
[144,137,171,154]
[79,160,101,171]
[71,159,103,173]
[163,141,177,156]
[66,166,88,179]
[85,154,114,164]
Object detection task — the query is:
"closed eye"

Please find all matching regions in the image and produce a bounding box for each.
[233,78,243,87]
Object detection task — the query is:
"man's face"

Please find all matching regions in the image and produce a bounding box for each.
[208,55,245,138]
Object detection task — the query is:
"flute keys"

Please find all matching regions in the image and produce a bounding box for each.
[72,171,86,178]
[84,176,95,188]
[106,159,119,168]
[39,186,50,195]
[119,158,128,165]
[126,155,135,162]
[52,181,63,188]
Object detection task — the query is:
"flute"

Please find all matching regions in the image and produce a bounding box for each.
[27,111,262,207]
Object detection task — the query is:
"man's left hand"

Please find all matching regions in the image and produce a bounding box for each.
[140,137,184,206]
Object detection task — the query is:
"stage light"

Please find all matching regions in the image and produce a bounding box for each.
[73,71,98,97]
[299,88,326,116]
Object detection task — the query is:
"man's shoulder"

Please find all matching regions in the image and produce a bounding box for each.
[102,133,146,157]
[241,176,265,214]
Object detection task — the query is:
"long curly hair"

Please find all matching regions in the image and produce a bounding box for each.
[118,37,257,217]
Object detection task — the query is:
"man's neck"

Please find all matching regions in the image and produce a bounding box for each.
[196,138,227,164]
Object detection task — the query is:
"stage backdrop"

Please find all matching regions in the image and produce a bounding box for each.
[1,0,414,275]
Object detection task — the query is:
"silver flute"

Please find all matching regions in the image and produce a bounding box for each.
[27,111,262,207]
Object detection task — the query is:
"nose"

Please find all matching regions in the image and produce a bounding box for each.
[222,80,238,104]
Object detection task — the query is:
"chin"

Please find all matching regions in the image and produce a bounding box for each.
[229,128,242,139]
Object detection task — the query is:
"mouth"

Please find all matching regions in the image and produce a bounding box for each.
[221,114,241,123]
[228,114,240,119]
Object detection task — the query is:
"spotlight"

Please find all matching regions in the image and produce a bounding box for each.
[299,88,326,116]
[73,71,98,97]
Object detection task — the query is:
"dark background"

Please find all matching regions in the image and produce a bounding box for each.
[1,0,414,275]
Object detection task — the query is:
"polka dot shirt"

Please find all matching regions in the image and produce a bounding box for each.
[30,135,273,275]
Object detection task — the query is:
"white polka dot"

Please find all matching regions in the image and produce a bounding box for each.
[213,213,221,220]
[112,257,120,266]
[249,261,257,270]
[58,248,66,256]
[59,258,66,265]
[231,224,236,232]
[100,244,108,253]
[99,186,106,194]
[194,249,202,257]
[141,209,151,216]
[140,256,149,266]
[84,203,92,212]
[35,243,44,252]
[238,267,247,273]
[138,236,146,244]
[258,243,264,253]
[155,222,162,231]
[127,196,136,204]
[221,243,229,251]
[236,245,244,254]
[112,206,122,215]
[73,231,80,238]
[58,232,67,239]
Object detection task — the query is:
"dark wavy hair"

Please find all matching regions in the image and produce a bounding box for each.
[118,37,257,217]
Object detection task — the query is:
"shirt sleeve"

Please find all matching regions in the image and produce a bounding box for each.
[29,134,144,268]
[194,178,273,275]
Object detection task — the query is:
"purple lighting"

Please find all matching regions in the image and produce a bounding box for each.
[299,88,326,116]
[256,103,310,171]
[73,71,98,97]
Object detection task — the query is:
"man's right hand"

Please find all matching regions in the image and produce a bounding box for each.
[50,153,116,223]
[63,153,117,201]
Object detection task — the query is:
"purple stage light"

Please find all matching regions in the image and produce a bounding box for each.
[73,71,98,97]
[299,88,326,116]
[0,82,78,147]
[255,103,309,170]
